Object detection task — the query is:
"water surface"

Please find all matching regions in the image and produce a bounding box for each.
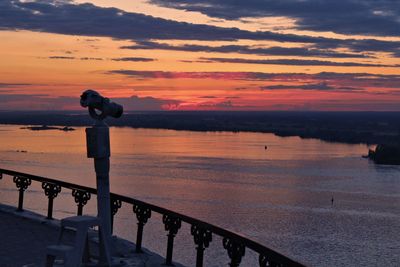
[0,125,398,266]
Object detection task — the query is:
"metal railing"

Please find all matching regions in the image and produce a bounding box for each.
[0,168,306,267]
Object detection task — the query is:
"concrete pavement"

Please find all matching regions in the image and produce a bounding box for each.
[0,204,184,267]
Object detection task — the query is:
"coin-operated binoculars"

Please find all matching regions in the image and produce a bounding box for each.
[80,90,123,264]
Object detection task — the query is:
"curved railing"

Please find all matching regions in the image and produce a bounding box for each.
[0,168,306,267]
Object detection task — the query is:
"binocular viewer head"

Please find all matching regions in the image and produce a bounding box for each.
[80,90,123,120]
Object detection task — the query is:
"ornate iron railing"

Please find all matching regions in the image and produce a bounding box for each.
[0,168,306,267]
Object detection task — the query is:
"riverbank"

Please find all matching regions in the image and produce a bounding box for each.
[0,111,399,145]
[366,144,400,165]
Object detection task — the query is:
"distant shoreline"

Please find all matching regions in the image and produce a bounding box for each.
[0,111,399,145]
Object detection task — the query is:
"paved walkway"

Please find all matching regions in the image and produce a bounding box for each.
[0,204,183,267]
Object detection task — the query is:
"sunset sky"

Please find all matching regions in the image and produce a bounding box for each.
[0,0,399,111]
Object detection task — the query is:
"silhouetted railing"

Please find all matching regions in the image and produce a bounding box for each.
[0,168,306,267]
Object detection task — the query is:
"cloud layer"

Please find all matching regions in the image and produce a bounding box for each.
[0,94,180,111]
[261,82,362,92]
[150,0,400,37]
[122,40,369,59]
[200,57,397,67]
[0,0,317,42]
[107,70,400,84]
[1,0,399,57]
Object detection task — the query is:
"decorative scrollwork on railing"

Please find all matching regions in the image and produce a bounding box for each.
[191,224,212,267]
[42,182,62,198]
[162,214,182,265]
[133,203,151,224]
[163,214,182,235]
[13,176,31,211]
[259,254,283,267]
[133,203,152,253]
[72,189,91,216]
[191,224,212,248]
[13,176,31,191]
[42,182,62,219]
[223,237,246,267]
[110,197,122,234]
[111,198,122,216]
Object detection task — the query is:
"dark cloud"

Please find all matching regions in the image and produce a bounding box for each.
[82,38,101,42]
[1,0,399,56]
[197,100,257,110]
[112,57,156,62]
[48,49,74,54]
[313,72,400,82]
[179,60,213,63]
[297,99,400,111]
[150,0,400,37]
[314,38,400,57]
[215,100,233,108]
[0,0,321,42]
[107,70,400,92]
[0,93,180,111]
[199,100,233,108]
[107,70,279,80]
[47,56,103,60]
[80,57,103,61]
[0,83,32,88]
[112,96,181,110]
[261,82,363,92]
[123,40,369,58]
[48,56,75,60]
[201,57,396,67]
[107,70,400,83]
[0,94,69,110]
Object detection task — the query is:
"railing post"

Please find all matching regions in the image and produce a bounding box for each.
[191,225,212,267]
[13,176,31,211]
[1,169,305,267]
[223,237,245,267]
[162,214,182,265]
[110,197,122,234]
[133,203,151,253]
[42,182,61,220]
[72,189,91,216]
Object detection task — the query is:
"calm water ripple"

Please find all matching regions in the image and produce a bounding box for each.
[0,125,399,266]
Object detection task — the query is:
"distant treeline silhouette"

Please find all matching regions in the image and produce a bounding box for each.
[0,111,399,145]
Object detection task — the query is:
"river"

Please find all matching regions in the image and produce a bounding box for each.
[0,125,398,266]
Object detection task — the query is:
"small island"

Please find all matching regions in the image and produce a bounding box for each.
[367,144,400,165]
[60,126,75,131]
[21,125,75,132]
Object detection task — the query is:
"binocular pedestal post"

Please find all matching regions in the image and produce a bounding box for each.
[80,89,124,265]
[86,121,112,265]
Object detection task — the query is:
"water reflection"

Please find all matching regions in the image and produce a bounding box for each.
[0,125,399,266]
